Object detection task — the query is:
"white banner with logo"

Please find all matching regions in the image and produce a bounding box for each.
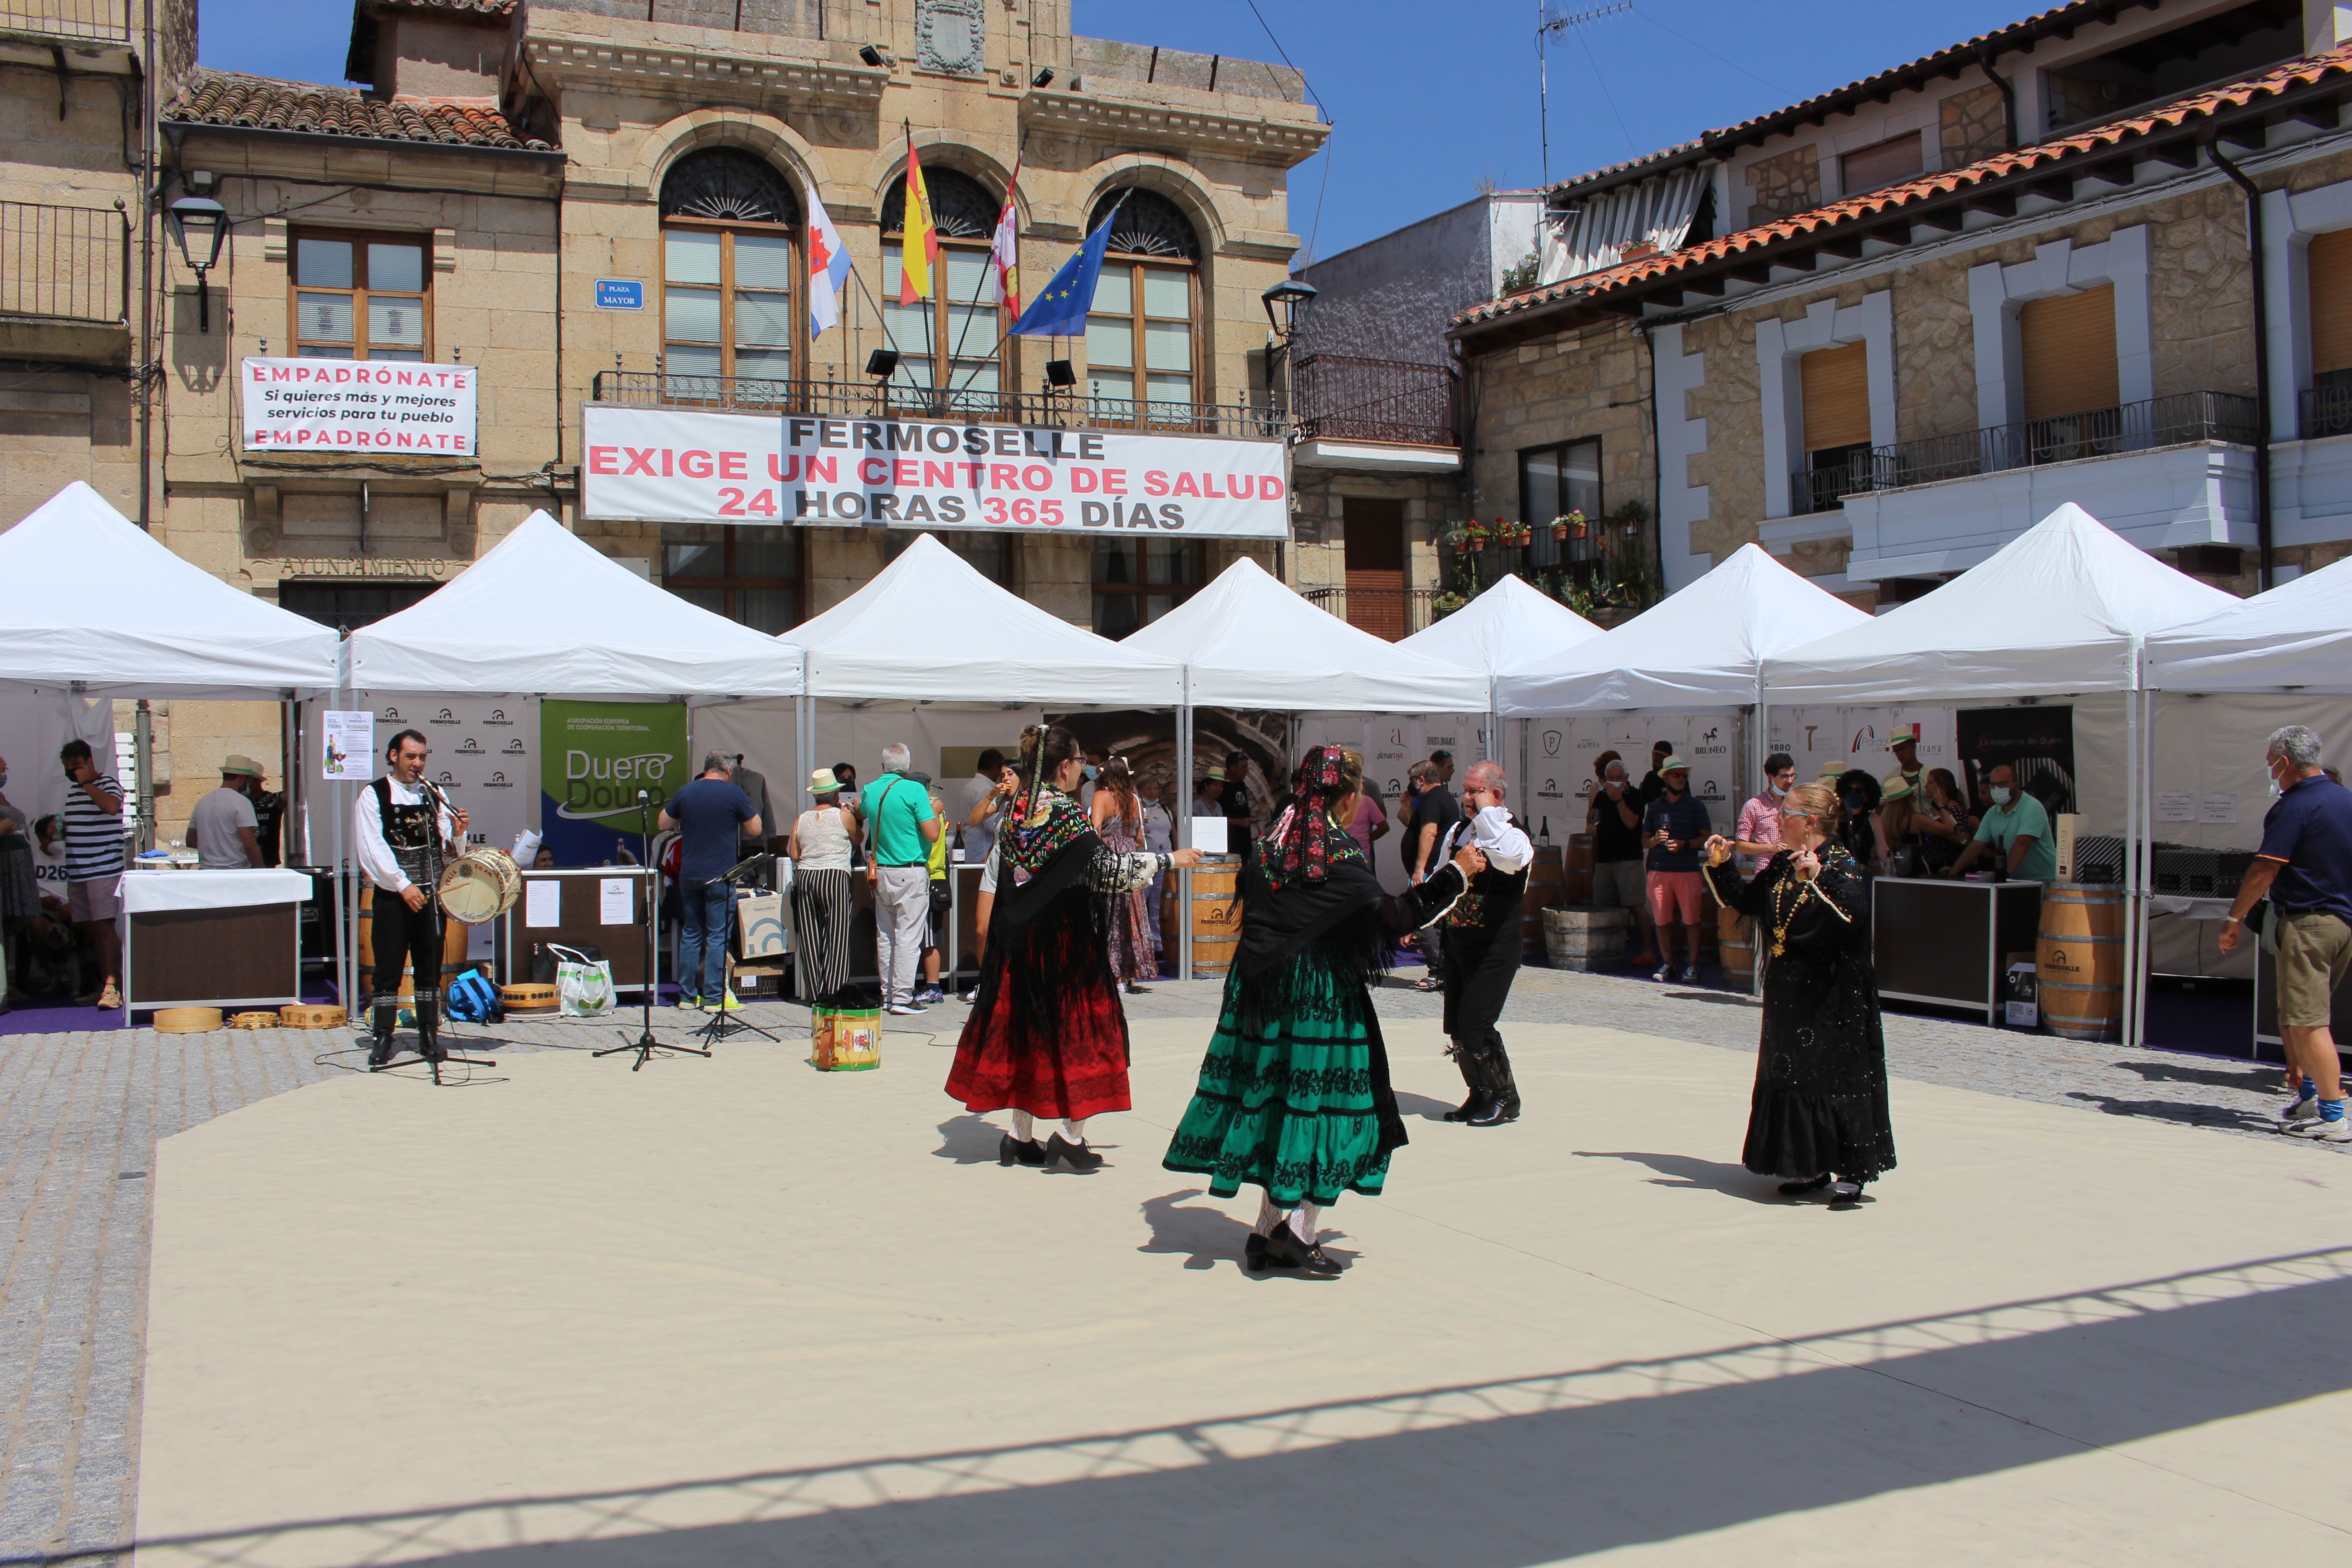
[240,358,479,455]
[580,406,1289,537]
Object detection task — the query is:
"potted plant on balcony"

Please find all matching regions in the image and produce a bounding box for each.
[1452,519,1489,551]
[1431,588,1467,620]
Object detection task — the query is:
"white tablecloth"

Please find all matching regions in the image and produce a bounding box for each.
[121,868,314,915]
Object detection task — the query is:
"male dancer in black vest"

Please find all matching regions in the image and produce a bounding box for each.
[354,728,468,1068]
[1428,760,1530,1126]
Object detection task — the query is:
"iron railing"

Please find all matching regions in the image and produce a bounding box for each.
[1302,585,1439,640]
[1290,353,1458,447]
[2300,379,2352,440]
[0,0,132,42]
[1789,391,2260,514]
[0,201,129,325]
[590,370,1285,441]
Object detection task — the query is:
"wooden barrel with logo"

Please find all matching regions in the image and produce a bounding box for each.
[1542,904,1628,971]
[2036,883,2125,1042]
[1522,845,1566,954]
[1562,832,1596,905]
[1189,854,1243,980]
[1718,906,1757,989]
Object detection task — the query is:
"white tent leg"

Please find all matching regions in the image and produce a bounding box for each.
[1176,694,1193,982]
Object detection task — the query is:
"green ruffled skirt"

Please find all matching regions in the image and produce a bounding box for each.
[1162,956,1400,1206]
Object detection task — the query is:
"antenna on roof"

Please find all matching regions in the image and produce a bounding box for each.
[1537,1,1632,189]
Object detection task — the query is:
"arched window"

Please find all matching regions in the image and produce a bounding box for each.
[1083,187,1201,419]
[660,148,802,389]
[881,166,1008,409]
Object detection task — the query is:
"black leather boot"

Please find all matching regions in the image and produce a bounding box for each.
[368,998,397,1069]
[416,991,445,1063]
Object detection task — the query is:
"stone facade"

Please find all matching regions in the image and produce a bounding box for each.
[1939,82,2008,169]
[1744,145,1820,224]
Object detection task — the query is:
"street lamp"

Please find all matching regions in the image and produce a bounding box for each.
[1260,277,1317,340]
[166,195,228,332]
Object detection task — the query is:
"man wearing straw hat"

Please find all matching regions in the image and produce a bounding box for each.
[187,755,267,870]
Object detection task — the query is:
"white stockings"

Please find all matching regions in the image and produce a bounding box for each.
[1251,1192,1321,1243]
[1010,1111,1090,1146]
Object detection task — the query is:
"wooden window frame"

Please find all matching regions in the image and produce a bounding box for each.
[881,215,1014,407]
[288,227,432,361]
[1090,536,1203,637]
[660,215,806,390]
[659,523,804,633]
[1086,253,1201,420]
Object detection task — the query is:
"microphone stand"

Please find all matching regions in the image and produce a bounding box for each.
[597,788,708,1071]
[693,850,782,1050]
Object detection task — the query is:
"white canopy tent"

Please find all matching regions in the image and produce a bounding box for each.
[1764,502,2239,1047]
[0,481,341,699]
[346,510,804,701]
[2144,550,2352,694]
[1398,573,1602,676]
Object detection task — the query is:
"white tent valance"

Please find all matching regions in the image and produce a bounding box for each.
[791,533,1182,706]
[345,511,804,699]
[2145,551,2352,693]
[1763,504,2235,702]
[0,482,341,698]
[1495,544,1867,714]
[1123,557,1489,713]
[1398,573,1600,677]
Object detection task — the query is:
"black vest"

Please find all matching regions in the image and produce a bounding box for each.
[372,777,443,886]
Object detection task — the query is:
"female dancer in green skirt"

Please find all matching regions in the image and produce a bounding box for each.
[1164,745,1487,1275]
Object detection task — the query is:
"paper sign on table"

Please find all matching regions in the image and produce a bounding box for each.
[2155,792,2195,824]
[2200,793,2240,825]
[1191,815,1229,855]
[599,877,634,925]
[525,877,562,928]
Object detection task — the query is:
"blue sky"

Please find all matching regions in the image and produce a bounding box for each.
[197,1,2029,262]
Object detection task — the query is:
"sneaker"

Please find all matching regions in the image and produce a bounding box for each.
[914,986,945,1004]
[704,990,743,1013]
[1651,963,1673,983]
[2291,1109,2352,1143]
[676,994,704,1012]
[958,988,979,1004]
[1678,965,1700,985]
[885,1001,928,1016]
[2278,1083,2321,1131]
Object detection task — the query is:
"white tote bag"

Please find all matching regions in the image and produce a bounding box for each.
[550,943,617,1018]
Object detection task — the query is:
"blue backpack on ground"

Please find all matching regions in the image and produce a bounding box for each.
[444,967,501,1024]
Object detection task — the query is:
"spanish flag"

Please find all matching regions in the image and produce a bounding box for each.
[898,128,938,305]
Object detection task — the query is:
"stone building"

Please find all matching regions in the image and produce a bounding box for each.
[0,0,1323,838]
[1451,0,2352,610]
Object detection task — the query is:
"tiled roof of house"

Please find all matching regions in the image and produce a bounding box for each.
[1456,44,2352,332]
[363,0,518,15]
[163,69,554,152]
[1544,0,2197,199]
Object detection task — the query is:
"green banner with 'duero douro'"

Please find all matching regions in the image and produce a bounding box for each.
[539,699,688,864]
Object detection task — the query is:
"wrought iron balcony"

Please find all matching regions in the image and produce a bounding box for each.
[1290,353,1458,447]
[589,370,1285,441]
[2300,378,2352,440]
[1302,585,1439,640]
[0,201,129,325]
[1790,391,2261,515]
[0,1,133,43]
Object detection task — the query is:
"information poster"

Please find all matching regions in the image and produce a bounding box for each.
[241,358,478,454]
[1955,706,2077,815]
[540,699,688,866]
[321,710,373,780]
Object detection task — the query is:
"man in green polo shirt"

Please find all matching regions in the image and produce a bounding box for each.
[859,744,940,1014]
[1943,764,2057,881]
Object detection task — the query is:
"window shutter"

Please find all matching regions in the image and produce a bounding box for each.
[2309,228,2352,375]
[1840,131,1923,196]
[2019,285,2119,420]
[1800,341,1871,453]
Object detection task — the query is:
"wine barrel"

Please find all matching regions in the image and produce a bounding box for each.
[1542,904,1628,972]
[357,903,469,977]
[1562,832,1596,905]
[2037,883,2125,1042]
[1522,845,1566,954]
[1718,906,1757,989]
[1190,853,1243,980]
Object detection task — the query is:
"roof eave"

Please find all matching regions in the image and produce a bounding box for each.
[164,119,563,161]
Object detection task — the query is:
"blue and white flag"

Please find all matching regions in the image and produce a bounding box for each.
[1008,207,1118,339]
[808,192,853,338]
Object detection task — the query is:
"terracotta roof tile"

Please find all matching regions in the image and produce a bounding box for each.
[1456,44,2352,332]
[362,0,518,15]
[163,69,554,152]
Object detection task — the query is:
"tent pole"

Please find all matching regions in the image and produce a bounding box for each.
[2122,657,2142,1049]
[2137,682,2156,1049]
[1176,680,1193,984]
[1754,675,1768,999]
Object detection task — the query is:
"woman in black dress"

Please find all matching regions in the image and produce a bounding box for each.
[1700,780,1895,1210]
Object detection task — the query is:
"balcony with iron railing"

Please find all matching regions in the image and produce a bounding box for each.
[589,370,1286,442]
[1793,391,2260,515]
[0,0,134,43]
[2300,376,2352,440]
[1301,585,1440,640]
[1289,353,1458,450]
[0,201,130,361]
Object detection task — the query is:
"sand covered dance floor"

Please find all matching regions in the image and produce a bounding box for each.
[130,1016,2352,1567]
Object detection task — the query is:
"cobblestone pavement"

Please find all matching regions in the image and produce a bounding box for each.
[0,970,2340,1565]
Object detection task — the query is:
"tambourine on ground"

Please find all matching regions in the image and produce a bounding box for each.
[436,846,521,925]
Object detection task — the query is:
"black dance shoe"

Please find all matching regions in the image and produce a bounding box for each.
[1779,1173,1832,1197]
[1466,1092,1521,1127]
[1828,1180,1867,1209]
[1045,1132,1105,1172]
[997,1133,1047,1168]
[1444,1089,1493,1123]
[1244,1233,1298,1273]
[1261,1225,1345,1276]
[1124,982,1151,995]
[366,1039,396,1070]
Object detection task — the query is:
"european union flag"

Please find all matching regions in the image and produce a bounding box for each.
[1009,210,1117,339]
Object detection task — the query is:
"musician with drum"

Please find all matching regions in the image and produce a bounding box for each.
[355,728,469,1068]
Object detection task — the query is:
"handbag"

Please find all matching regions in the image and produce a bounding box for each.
[549,942,617,1018]
[928,876,952,916]
[529,940,600,985]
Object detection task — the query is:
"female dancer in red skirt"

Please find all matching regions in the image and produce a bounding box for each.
[946,724,1201,1171]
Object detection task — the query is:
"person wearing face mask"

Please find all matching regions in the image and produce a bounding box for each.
[1833,767,1881,868]
[2220,725,2352,1142]
[1943,764,2056,882]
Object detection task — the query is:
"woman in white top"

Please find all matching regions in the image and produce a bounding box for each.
[787,768,857,1002]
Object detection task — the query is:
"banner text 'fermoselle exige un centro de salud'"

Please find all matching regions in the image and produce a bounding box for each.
[580,406,1288,538]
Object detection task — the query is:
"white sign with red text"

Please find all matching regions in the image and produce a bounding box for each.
[581,406,1289,538]
[240,357,478,454]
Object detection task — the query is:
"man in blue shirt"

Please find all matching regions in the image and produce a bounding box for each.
[659,751,760,1011]
[2221,724,2352,1142]
[858,743,940,1014]
[1640,756,1712,984]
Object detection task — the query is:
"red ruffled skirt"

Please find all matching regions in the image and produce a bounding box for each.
[946,888,1132,1120]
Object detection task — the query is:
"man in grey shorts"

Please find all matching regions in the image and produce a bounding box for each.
[2221,724,2352,1142]
[1587,755,1652,965]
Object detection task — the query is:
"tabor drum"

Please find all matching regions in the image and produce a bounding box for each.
[437,847,522,926]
